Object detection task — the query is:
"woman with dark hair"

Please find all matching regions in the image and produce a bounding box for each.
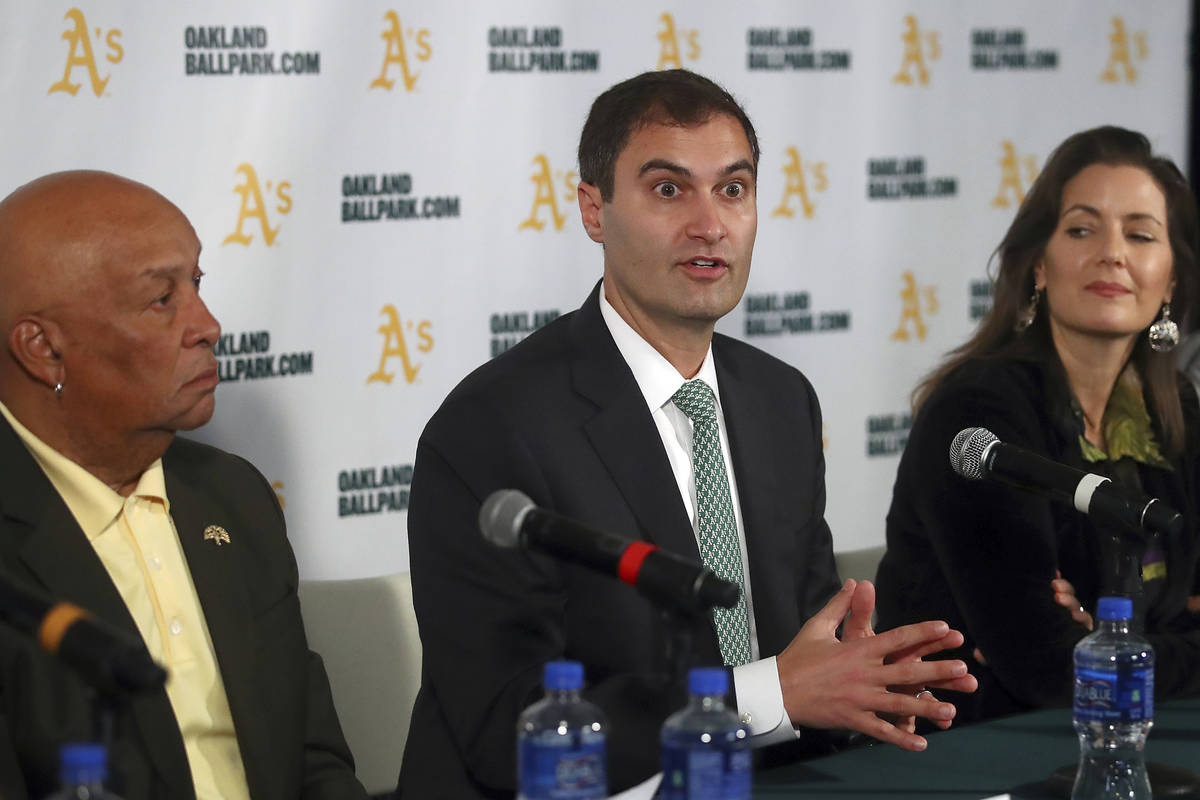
[875,126,1200,725]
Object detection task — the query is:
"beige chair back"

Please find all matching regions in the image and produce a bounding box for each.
[299,572,421,795]
[834,545,887,584]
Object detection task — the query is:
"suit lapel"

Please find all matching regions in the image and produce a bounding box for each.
[0,418,194,797]
[8,455,132,635]
[569,285,700,564]
[163,452,272,800]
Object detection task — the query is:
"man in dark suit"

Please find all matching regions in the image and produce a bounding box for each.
[0,170,367,800]
[400,70,976,799]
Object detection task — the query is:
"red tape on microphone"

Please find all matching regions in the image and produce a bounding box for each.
[617,541,657,585]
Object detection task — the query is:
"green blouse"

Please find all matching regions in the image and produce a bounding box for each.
[1077,366,1171,470]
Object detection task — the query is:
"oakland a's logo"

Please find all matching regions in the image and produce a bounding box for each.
[48,8,124,97]
[369,11,432,92]
[991,141,1039,209]
[1100,16,1147,84]
[222,164,293,247]
[891,271,939,342]
[772,148,828,220]
[367,305,434,385]
[519,155,578,232]
[892,14,940,86]
[656,13,700,70]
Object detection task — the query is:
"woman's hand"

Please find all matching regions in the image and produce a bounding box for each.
[976,569,1094,667]
[1052,570,1094,631]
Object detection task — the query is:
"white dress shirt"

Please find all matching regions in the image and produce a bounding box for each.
[598,292,797,745]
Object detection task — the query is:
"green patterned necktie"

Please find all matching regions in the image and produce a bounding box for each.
[671,379,752,667]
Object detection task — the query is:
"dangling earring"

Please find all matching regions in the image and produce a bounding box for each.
[1148,303,1179,352]
[1015,288,1040,331]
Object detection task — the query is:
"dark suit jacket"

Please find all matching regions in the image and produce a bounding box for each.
[876,356,1200,724]
[0,416,367,800]
[399,284,840,798]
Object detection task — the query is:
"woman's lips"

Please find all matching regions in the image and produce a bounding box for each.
[1084,281,1132,298]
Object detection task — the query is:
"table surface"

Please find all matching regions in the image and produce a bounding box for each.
[753,697,1200,799]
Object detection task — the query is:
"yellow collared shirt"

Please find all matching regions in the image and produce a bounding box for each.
[0,402,250,800]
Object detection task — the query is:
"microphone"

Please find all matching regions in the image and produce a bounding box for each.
[479,489,740,615]
[950,427,1183,538]
[0,572,167,695]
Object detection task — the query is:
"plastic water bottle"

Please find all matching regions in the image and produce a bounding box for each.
[660,667,751,800]
[44,742,123,799]
[517,660,607,800]
[1071,596,1154,800]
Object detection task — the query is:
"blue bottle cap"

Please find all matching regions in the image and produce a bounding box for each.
[59,743,106,783]
[1096,596,1133,621]
[544,660,584,691]
[689,667,729,696]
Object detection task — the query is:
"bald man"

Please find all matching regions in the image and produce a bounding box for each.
[0,172,367,800]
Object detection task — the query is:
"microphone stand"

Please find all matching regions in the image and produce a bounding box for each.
[1097,527,1147,630]
[638,580,734,691]
[653,607,697,691]
[91,690,125,763]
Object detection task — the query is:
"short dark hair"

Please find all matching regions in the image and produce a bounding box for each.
[915,126,1200,453]
[578,69,759,201]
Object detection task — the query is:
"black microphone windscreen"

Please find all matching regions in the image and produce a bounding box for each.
[479,489,535,548]
[950,426,997,480]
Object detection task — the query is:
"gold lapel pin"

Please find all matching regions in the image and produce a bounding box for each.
[203,524,231,546]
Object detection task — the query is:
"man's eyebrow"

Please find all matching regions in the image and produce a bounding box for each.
[721,159,755,178]
[637,158,756,179]
[638,158,690,178]
[137,265,184,282]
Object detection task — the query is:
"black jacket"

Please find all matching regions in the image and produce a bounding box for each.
[399,284,840,798]
[876,356,1200,724]
[0,418,366,800]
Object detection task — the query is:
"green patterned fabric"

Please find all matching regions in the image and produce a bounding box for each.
[1078,367,1170,469]
[671,379,752,667]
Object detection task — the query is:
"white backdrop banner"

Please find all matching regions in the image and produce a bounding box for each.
[0,1,1189,578]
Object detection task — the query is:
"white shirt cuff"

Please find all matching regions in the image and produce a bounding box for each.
[732,655,801,745]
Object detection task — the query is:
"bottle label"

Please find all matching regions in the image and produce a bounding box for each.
[1073,667,1154,723]
[660,746,751,800]
[518,737,606,800]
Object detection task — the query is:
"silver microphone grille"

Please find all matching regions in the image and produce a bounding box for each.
[949,427,999,480]
[478,489,536,548]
